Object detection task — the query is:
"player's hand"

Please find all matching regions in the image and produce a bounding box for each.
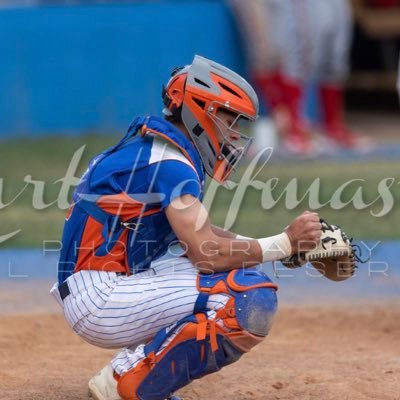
[285,211,322,255]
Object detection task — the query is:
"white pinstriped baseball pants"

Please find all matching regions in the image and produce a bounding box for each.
[50,257,231,376]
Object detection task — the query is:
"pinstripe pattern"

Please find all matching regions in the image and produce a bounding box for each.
[50,257,230,372]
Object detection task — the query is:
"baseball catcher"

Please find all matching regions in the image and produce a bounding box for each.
[50,55,355,400]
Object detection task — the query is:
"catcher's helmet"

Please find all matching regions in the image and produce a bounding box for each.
[162,55,259,183]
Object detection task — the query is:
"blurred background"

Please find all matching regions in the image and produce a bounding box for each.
[0,0,399,301]
[1,4,399,399]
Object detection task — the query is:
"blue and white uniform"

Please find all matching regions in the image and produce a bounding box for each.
[51,116,278,400]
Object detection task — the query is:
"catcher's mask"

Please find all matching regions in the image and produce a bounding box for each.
[162,55,259,183]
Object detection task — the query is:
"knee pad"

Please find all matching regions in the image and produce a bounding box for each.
[117,313,243,400]
[196,268,278,350]
[229,268,278,336]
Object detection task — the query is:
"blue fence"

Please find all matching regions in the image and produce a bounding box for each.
[0,2,244,137]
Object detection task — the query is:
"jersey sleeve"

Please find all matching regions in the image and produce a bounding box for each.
[149,160,202,208]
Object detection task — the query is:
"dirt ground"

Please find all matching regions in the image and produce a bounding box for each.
[1,304,399,400]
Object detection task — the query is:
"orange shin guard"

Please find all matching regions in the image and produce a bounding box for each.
[117,316,241,400]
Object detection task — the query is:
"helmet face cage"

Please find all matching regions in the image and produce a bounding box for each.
[163,55,259,182]
[206,101,255,181]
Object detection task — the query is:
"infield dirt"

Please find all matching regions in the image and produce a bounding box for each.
[1,304,399,400]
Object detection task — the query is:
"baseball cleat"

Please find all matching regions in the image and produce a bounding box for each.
[87,364,183,400]
[88,364,121,400]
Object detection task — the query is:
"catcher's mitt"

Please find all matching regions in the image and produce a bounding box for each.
[280,219,364,282]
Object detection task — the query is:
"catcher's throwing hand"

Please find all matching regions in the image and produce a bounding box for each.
[285,211,322,254]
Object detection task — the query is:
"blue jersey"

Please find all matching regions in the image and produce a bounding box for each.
[57,116,205,284]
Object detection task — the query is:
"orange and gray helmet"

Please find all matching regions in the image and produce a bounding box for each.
[162,55,259,183]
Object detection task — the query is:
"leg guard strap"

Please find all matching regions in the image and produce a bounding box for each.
[116,269,278,400]
[117,313,242,400]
